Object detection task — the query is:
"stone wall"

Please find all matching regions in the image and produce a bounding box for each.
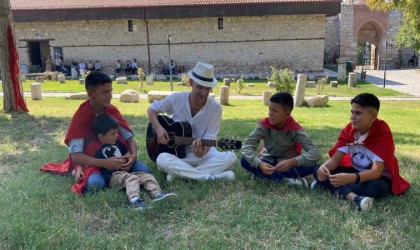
[324,15,339,63]
[15,14,326,76]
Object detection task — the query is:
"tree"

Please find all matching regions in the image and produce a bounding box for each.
[0,0,28,113]
[367,0,420,51]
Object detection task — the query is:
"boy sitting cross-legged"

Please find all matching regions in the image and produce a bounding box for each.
[77,114,177,210]
[240,92,321,187]
[313,93,410,211]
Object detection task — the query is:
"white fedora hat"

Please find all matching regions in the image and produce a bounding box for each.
[187,62,218,88]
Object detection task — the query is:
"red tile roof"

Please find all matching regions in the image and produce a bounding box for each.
[11,0,341,10]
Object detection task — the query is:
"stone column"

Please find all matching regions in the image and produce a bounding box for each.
[262,90,272,105]
[30,82,42,100]
[348,72,357,87]
[337,63,346,80]
[58,74,65,83]
[294,74,307,107]
[220,86,229,105]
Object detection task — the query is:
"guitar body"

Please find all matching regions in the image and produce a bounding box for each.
[146,115,192,162]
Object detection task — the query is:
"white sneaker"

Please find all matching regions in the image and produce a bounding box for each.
[310,180,319,190]
[166,174,175,182]
[354,196,374,211]
[284,177,309,188]
[212,171,236,181]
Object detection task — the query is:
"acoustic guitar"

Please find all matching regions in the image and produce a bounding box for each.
[146,115,242,162]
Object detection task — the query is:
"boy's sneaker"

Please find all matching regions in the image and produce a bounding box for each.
[284,177,309,188]
[353,195,374,211]
[128,198,150,210]
[152,192,178,202]
[166,174,174,182]
[310,180,319,190]
[212,170,236,181]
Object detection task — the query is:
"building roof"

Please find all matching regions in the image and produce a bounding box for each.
[11,0,341,10]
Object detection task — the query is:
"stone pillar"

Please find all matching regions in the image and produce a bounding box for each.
[337,63,346,80]
[58,74,65,83]
[30,82,42,100]
[220,86,229,105]
[223,78,231,86]
[71,68,78,79]
[330,81,338,87]
[294,74,307,107]
[146,75,154,85]
[348,73,357,87]
[262,90,272,106]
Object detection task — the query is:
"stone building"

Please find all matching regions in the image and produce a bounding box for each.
[324,0,417,70]
[11,0,341,77]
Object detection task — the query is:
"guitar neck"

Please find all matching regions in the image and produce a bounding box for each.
[174,136,218,147]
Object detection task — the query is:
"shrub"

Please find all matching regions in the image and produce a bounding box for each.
[315,75,328,95]
[234,74,245,94]
[29,65,42,73]
[268,67,295,94]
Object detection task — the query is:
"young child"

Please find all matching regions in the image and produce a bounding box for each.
[78,114,177,210]
[240,92,321,187]
[313,93,410,211]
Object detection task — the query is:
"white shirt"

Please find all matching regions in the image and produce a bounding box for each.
[337,131,391,179]
[149,92,222,150]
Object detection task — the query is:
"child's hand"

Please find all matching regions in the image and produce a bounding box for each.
[258,162,276,175]
[274,158,297,172]
[120,154,135,171]
[75,165,85,183]
[329,173,354,187]
[317,164,330,181]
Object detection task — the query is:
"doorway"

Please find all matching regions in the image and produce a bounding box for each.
[28,41,50,72]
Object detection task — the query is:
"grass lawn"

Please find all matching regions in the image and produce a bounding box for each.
[0,97,419,249]
[0,78,409,97]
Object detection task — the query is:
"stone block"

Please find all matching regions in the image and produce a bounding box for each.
[267,81,275,88]
[131,75,139,80]
[51,71,60,81]
[337,63,346,80]
[116,77,128,84]
[294,74,307,107]
[146,75,154,85]
[65,92,88,100]
[30,82,42,100]
[223,78,231,86]
[330,81,338,88]
[58,74,65,83]
[120,89,139,103]
[262,90,272,106]
[155,74,167,80]
[35,76,44,83]
[247,84,255,87]
[306,95,329,107]
[147,91,177,103]
[348,73,357,87]
[79,78,85,85]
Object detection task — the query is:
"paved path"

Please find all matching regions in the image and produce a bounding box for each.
[355,68,420,97]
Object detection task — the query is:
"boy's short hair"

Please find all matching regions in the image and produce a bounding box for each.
[85,70,112,91]
[351,93,380,111]
[269,92,294,111]
[92,114,119,136]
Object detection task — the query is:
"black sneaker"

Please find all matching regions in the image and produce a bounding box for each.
[310,180,319,190]
[353,195,373,211]
[128,198,150,210]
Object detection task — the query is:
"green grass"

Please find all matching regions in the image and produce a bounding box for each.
[0,97,419,249]
[0,77,409,97]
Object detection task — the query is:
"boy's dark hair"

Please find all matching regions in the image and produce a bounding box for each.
[269,92,294,111]
[85,70,112,91]
[92,114,119,136]
[351,93,380,111]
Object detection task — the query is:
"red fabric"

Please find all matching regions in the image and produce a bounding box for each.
[40,100,131,194]
[259,116,302,131]
[259,116,302,155]
[7,25,28,112]
[329,119,410,195]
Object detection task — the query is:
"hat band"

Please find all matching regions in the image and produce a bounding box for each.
[192,71,214,83]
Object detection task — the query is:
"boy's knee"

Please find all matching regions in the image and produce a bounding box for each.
[85,174,106,192]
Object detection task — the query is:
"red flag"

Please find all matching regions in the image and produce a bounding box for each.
[7,25,28,112]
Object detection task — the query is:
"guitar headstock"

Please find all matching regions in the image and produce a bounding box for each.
[218,137,242,150]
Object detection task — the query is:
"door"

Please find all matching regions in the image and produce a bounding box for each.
[28,41,50,71]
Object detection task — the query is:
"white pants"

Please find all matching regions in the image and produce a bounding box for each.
[156,147,237,181]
